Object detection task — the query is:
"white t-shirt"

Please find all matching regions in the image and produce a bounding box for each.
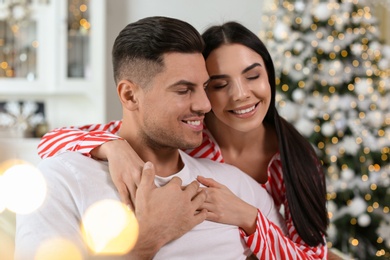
[15,150,286,260]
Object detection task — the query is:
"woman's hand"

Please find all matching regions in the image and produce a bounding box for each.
[197,176,258,235]
[91,139,144,209]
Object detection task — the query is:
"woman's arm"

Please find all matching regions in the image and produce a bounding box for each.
[37,120,144,207]
[196,176,259,235]
[37,120,123,159]
[197,176,327,259]
[240,209,328,259]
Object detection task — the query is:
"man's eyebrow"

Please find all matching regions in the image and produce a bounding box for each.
[168,80,196,88]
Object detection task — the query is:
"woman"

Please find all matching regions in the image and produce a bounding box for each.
[38,22,329,259]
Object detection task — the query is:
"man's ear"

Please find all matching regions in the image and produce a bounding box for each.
[117,80,141,111]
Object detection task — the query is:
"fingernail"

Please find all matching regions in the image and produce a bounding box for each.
[144,161,153,169]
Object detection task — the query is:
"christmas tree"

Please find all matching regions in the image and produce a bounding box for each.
[261,0,390,258]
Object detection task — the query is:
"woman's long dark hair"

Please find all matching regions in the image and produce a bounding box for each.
[202,22,328,246]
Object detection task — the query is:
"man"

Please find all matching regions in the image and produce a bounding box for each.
[15,16,285,259]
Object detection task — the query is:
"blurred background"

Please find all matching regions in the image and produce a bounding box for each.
[0,0,389,259]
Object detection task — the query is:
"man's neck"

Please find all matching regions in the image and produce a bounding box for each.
[137,148,184,177]
[119,120,184,177]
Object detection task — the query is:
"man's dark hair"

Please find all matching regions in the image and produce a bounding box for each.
[112,16,204,86]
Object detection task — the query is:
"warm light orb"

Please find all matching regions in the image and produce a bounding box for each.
[35,238,83,260]
[81,199,139,255]
[0,229,15,260]
[0,160,47,214]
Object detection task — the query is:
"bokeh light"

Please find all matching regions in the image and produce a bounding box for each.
[35,238,83,260]
[0,159,46,214]
[81,199,138,255]
[0,228,15,260]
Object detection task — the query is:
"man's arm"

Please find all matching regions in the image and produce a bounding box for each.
[127,162,207,259]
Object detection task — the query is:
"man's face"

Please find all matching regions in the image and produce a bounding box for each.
[139,52,211,150]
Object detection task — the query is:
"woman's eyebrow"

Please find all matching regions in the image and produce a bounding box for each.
[208,74,228,81]
[208,62,263,81]
[242,63,262,74]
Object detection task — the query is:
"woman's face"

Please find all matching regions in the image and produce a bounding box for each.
[205,43,271,132]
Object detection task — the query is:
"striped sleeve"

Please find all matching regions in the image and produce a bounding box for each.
[186,131,328,260]
[239,210,327,259]
[37,120,123,159]
[239,155,327,259]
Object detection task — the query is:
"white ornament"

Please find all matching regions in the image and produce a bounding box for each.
[321,122,335,137]
[295,118,315,137]
[293,41,305,54]
[292,89,305,104]
[341,168,355,182]
[350,43,363,56]
[294,0,305,13]
[273,22,291,41]
[358,214,371,227]
[348,196,367,217]
[312,3,331,22]
[354,79,372,96]
[305,108,318,119]
[366,110,384,128]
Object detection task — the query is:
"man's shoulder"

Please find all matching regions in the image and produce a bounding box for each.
[39,151,103,167]
[38,151,108,180]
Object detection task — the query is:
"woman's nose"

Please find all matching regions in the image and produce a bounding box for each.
[231,81,250,101]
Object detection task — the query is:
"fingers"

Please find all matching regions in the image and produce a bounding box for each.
[168,176,183,187]
[122,173,138,210]
[139,161,156,190]
[191,189,207,212]
[183,180,200,196]
[197,175,222,188]
[116,182,133,210]
[193,208,207,224]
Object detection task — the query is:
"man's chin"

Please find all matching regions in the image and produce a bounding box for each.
[179,140,202,150]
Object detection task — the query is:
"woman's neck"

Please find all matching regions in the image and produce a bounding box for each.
[205,113,278,158]
[205,113,278,183]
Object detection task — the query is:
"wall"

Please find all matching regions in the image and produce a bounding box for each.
[105,0,272,121]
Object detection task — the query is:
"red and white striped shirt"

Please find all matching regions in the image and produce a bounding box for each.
[37,120,327,259]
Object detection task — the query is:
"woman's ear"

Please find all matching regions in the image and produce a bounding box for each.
[117,80,141,111]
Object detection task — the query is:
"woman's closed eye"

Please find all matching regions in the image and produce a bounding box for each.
[247,75,259,80]
[208,80,228,90]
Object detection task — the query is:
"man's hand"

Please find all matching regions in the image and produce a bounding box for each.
[91,139,144,209]
[128,162,207,259]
